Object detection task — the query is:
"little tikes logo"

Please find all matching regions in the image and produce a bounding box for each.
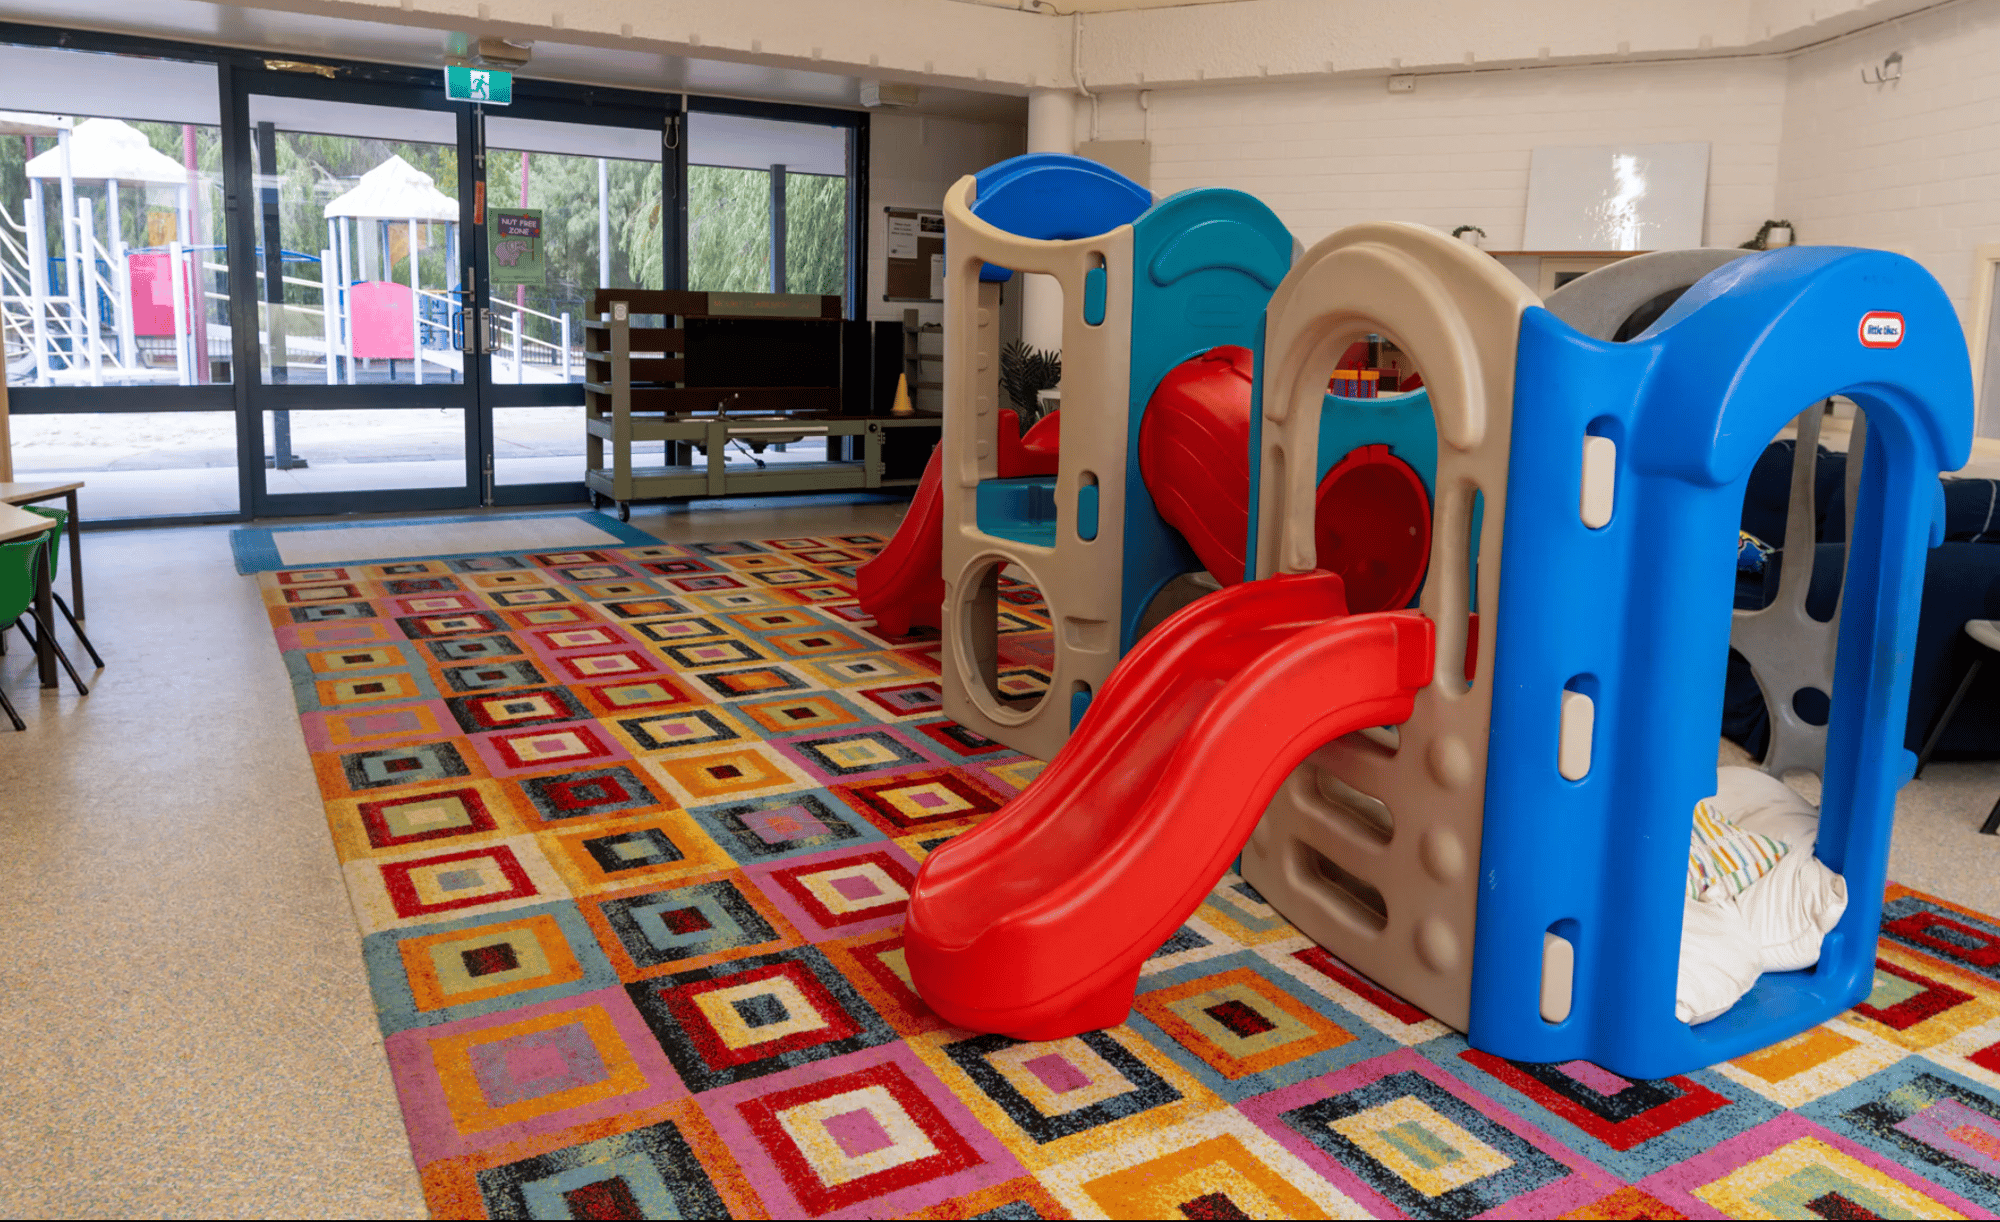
[1859,311,1905,348]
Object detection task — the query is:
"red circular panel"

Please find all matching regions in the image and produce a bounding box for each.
[1313,444,1432,613]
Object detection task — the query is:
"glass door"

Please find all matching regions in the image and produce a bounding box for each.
[239,75,479,515]
[475,104,673,505]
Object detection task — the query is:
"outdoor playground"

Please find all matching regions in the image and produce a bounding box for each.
[0,109,849,516]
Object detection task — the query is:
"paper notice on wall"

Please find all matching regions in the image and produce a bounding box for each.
[883,208,945,300]
[488,208,546,287]
[929,253,944,300]
[887,213,918,260]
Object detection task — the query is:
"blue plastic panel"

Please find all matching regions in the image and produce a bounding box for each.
[975,478,1059,548]
[968,154,1152,283]
[1473,248,1973,1079]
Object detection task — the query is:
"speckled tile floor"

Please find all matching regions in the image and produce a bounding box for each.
[1717,736,2000,913]
[0,494,906,1219]
[2,490,1998,1217]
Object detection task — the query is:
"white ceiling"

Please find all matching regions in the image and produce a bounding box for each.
[952,0,1242,8]
[0,0,1029,123]
[6,0,1938,106]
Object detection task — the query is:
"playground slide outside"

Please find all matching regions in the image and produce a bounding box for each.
[904,570,1435,1038]
[856,409,1059,637]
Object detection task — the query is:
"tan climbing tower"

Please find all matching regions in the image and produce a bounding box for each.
[1241,223,1536,1032]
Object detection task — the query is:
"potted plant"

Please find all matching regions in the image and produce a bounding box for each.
[1000,341,1062,427]
[1740,219,1796,251]
[1452,225,1486,249]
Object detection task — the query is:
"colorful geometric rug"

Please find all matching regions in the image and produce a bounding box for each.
[259,534,2000,1219]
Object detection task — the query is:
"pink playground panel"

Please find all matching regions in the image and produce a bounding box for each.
[127,251,193,337]
[350,280,414,360]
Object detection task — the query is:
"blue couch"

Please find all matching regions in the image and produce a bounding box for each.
[1726,441,2000,761]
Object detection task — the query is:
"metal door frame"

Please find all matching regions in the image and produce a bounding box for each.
[227,68,483,517]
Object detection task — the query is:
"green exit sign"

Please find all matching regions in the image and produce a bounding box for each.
[444,65,512,106]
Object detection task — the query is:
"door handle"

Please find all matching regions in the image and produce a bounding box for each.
[462,305,487,355]
[451,308,465,351]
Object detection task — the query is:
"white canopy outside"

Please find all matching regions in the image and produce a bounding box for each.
[324,154,459,222]
[24,117,188,184]
[0,110,67,138]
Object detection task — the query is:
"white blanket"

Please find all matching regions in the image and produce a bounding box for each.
[1676,767,1850,1024]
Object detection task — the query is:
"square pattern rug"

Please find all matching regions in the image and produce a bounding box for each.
[259,533,2000,1219]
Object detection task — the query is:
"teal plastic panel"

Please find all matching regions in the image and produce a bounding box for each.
[1121,189,1295,651]
[975,478,1059,548]
[1070,685,1093,729]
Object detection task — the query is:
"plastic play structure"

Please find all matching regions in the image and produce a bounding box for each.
[0,115,213,386]
[858,405,1058,637]
[312,155,573,387]
[880,153,1972,1079]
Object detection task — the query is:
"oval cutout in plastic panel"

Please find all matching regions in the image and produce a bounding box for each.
[1077,470,1101,541]
[1083,263,1107,326]
[1306,846,1388,933]
[1580,435,1617,528]
[1558,688,1595,781]
[1542,928,1575,1023]
[1070,681,1093,730]
[1314,766,1394,844]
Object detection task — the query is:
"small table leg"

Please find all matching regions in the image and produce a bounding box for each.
[33,534,54,688]
[65,488,82,620]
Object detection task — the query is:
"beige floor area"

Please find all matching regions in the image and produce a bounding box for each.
[1,493,1997,1217]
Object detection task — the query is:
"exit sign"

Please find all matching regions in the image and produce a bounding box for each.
[444,65,512,106]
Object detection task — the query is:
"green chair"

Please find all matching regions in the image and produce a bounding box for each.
[1,529,89,699]
[0,535,43,730]
[19,504,101,668]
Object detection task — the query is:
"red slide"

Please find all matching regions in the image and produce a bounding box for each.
[856,445,947,637]
[857,409,1059,637]
[904,571,1435,1038]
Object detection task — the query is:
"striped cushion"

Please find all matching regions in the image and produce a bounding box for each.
[1688,798,1790,901]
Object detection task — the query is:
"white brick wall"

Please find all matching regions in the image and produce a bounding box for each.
[1776,2,2000,334]
[855,17,2000,437]
[1082,59,1788,251]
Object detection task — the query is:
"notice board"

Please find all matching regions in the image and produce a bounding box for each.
[883,206,944,302]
